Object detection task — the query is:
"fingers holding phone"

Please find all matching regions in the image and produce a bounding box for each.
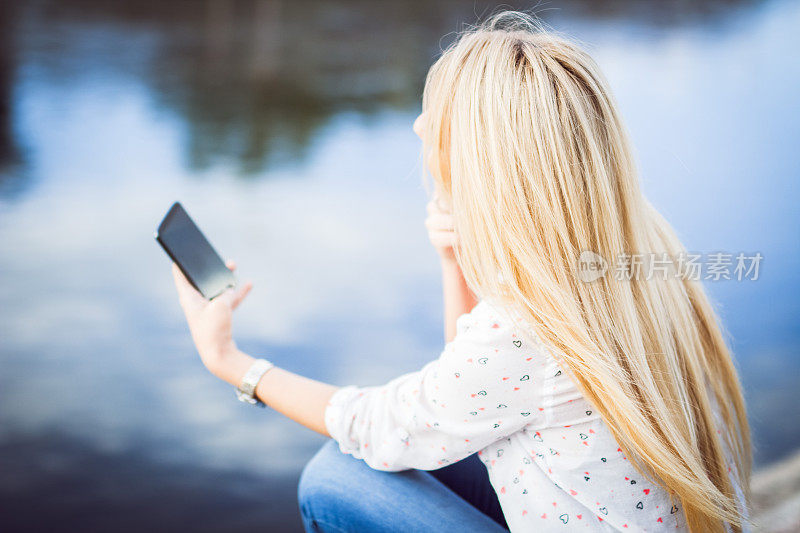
[425,195,459,262]
[170,258,253,377]
[220,260,253,310]
[157,202,252,377]
[156,202,236,300]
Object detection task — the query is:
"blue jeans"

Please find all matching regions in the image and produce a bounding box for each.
[298,440,509,532]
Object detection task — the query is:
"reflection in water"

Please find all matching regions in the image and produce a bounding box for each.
[0,430,303,532]
[0,0,798,530]
[2,0,770,181]
[0,3,23,196]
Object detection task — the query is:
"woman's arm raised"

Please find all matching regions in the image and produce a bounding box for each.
[171,262,338,437]
[172,258,543,467]
[172,192,479,439]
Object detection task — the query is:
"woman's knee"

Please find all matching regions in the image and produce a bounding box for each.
[298,440,356,520]
[299,440,418,532]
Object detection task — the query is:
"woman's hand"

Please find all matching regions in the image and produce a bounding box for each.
[425,195,459,262]
[172,261,253,380]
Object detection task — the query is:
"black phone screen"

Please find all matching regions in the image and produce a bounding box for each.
[155,202,236,300]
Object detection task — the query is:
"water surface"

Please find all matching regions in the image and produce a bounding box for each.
[1,1,798,530]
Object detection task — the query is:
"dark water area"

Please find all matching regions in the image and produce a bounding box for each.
[0,0,798,530]
[0,430,303,532]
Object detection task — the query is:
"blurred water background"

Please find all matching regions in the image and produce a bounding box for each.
[0,0,798,531]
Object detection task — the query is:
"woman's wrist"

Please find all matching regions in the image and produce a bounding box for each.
[439,253,459,268]
[209,346,255,387]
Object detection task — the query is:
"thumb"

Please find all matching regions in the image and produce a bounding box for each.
[228,281,253,310]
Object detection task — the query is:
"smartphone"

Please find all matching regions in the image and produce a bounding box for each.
[155,202,236,300]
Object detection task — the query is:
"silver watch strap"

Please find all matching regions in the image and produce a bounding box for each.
[236,358,274,406]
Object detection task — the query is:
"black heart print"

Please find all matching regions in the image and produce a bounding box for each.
[636,501,643,510]
[523,457,531,464]
[477,390,487,396]
[454,372,460,378]
[470,411,477,415]
[599,507,608,515]
[584,475,590,481]
[554,370,562,377]
[521,412,530,416]
[478,357,488,364]
[513,340,522,348]
[630,479,636,485]
[600,457,607,462]
[493,423,500,428]
[586,410,592,416]
[559,514,568,524]
[522,488,528,494]
[520,375,530,381]
[497,449,504,457]
[670,505,678,514]
[549,448,557,455]
[579,433,588,440]
[497,404,507,409]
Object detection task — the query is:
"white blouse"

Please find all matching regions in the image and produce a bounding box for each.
[325,299,701,531]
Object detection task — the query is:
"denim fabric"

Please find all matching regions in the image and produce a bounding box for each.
[298,440,509,532]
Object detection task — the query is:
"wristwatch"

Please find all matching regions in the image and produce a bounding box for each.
[236,358,274,407]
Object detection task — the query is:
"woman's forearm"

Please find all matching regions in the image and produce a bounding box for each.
[211,257,477,437]
[182,258,475,438]
[212,256,477,436]
[215,349,339,437]
[441,257,478,343]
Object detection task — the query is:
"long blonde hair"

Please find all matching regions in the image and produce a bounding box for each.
[422,12,751,532]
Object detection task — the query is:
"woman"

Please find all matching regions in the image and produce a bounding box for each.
[171,11,751,532]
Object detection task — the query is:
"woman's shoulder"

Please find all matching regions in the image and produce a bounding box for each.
[455,299,512,334]
[455,299,547,350]
[445,300,554,393]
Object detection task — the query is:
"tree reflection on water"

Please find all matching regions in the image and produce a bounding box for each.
[0,0,762,182]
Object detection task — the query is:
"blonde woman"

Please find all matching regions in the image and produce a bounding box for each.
[171,11,751,532]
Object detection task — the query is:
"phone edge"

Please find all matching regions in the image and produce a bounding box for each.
[154,230,209,299]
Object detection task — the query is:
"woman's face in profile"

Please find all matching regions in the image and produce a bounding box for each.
[414,112,436,176]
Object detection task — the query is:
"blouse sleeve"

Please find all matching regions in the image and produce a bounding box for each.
[324,301,546,471]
